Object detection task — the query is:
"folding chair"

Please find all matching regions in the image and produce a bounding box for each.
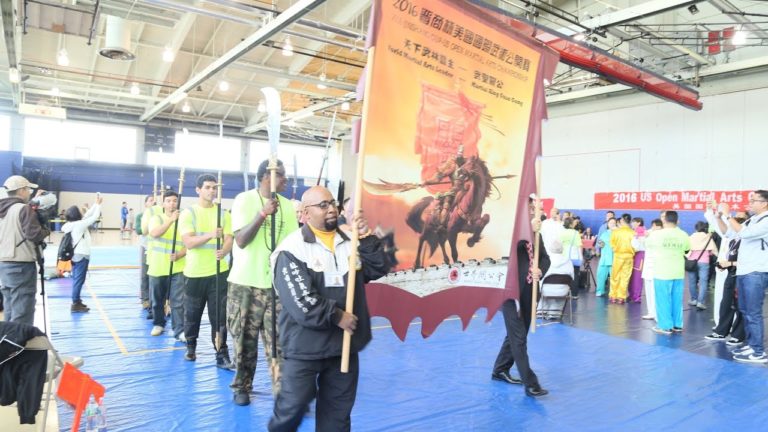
[537,273,574,324]
[24,335,65,432]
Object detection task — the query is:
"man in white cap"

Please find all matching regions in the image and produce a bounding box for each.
[0,175,50,324]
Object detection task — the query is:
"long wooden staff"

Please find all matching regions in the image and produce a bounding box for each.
[214,170,224,352]
[260,87,282,362]
[341,46,376,373]
[165,168,185,317]
[530,157,542,333]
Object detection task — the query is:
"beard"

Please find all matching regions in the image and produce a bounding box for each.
[324,218,338,231]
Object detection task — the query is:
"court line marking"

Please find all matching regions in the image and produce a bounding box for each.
[87,281,184,356]
[87,281,129,355]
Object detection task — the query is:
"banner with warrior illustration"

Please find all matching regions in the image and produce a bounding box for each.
[361,0,558,340]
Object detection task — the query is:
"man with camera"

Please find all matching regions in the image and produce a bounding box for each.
[714,191,768,364]
[0,175,51,325]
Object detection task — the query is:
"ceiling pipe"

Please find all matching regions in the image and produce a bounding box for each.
[201,0,363,39]
[139,0,327,122]
[144,0,362,52]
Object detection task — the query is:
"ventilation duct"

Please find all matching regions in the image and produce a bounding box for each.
[99,16,135,61]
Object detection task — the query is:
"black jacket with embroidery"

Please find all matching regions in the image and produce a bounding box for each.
[0,322,47,424]
[271,224,389,360]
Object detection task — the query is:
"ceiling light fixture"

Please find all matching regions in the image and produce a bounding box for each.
[688,4,699,15]
[8,67,20,84]
[182,102,191,113]
[130,82,140,95]
[162,46,175,62]
[218,80,230,92]
[57,48,70,66]
[733,30,748,45]
[341,101,350,110]
[282,37,294,57]
[574,33,587,42]
[51,87,60,97]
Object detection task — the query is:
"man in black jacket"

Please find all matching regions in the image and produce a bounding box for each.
[491,196,550,397]
[268,186,388,432]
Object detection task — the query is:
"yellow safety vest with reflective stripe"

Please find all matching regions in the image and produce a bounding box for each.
[179,204,232,278]
[147,212,185,277]
[141,205,162,261]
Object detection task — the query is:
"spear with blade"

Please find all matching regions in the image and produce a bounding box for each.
[362,175,516,195]
[165,168,185,318]
[316,108,338,186]
[261,87,281,363]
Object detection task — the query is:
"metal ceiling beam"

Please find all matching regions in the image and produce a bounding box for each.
[575,0,703,31]
[147,13,196,101]
[1,0,21,105]
[707,0,768,39]
[546,55,768,104]
[243,94,353,133]
[635,25,715,65]
[242,0,369,132]
[604,27,692,69]
[140,0,326,122]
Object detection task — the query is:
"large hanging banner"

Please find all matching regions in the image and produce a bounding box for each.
[361,0,558,340]
[595,190,754,211]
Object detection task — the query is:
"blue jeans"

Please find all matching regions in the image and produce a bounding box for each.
[654,279,684,331]
[71,258,89,303]
[686,262,710,305]
[737,272,768,355]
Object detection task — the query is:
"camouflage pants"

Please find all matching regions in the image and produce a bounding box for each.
[227,283,282,395]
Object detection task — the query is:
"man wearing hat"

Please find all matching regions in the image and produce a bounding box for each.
[0,175,50,324]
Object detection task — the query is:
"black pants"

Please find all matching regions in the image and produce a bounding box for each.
[493,300,539,388]
[140,245,149,303]
[184,271,229,350]
[714,273,745,340]
[269,354,359,432]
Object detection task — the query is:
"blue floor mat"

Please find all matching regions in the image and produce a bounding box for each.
[49,270,768,431]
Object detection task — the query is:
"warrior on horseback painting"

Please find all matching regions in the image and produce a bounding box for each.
[406,153,496,268]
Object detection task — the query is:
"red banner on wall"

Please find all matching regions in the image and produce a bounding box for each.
[594,191,754,211]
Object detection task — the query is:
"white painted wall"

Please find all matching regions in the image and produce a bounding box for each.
[542,86,768,208]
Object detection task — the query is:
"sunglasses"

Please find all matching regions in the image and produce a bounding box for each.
[306,200,338,210]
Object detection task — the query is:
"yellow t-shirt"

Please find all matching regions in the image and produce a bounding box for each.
[228,191,299,288]
[147,212,185,277]
[179,204,232,278]
[309,225,336,253]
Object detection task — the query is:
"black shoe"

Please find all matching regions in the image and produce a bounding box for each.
[146,311,154,320]
[234,391,250,406]
[491,371,523,385]
[525,385,549,397]
[184,345,196,361]
[216,351,235,370]
[71,302,90,313]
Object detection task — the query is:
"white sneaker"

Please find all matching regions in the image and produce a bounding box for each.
[726,337,743,347]
[641,315,655,320]
[150,326,164,336]
[733,345,754,356]
[176,332,186,343]
[688,300,697,306]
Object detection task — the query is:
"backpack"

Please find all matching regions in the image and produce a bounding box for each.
[57,232,82,262]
